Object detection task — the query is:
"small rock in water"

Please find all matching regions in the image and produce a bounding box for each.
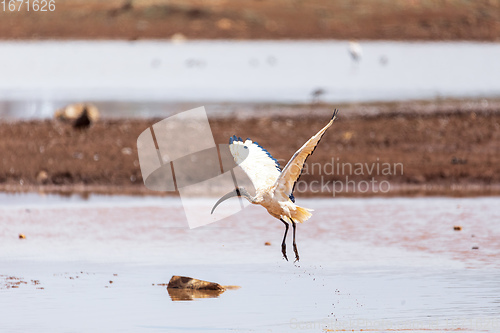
[18,234,26,239]
[167,276,224,290]
[472,246,479,250]
[453,226,462,231]
[264,242,271,246]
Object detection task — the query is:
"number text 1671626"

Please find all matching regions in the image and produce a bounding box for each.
[1,0,55,11]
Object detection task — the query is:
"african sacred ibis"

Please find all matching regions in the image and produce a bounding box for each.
[211,110,340,261]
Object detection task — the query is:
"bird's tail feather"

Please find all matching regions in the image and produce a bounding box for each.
[293,206,313,223]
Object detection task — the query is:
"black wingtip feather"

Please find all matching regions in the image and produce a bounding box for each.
[230,135,242,144]
[332,109,340,120]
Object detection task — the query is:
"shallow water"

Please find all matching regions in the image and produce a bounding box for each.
[1,40,500,119]
[0,195,499,332]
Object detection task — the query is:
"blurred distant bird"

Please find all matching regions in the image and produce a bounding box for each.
[348,41,362,62]
[55,103,99,129]
[211,110,340,261]
[311,88,326,104]
[73,107,91,129]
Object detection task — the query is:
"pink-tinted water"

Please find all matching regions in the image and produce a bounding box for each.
[0,194,499,332]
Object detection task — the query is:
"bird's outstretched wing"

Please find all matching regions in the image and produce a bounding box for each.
[229,136,282,192]
[273,110,339,199]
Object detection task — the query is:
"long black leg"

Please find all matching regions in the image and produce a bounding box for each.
[280,218,289,261]
[291,219,299,262]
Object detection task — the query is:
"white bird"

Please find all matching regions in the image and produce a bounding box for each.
[211,110,340,261]
[348,41,362,62]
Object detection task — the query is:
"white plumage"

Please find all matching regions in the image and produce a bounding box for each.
[212,110,340,261]
[229,137,281,192]
[348,41,362,62]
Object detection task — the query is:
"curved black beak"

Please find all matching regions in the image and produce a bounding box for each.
[211,188,241,214]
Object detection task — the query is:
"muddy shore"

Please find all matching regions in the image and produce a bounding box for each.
[0,0,499,41]
[1,100,499,197]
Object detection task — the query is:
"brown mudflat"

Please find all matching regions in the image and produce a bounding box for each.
[1,100,499,197]
[0,0,499,41]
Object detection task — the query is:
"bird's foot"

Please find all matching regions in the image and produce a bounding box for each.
[281,244,288,261]
[293,244,300,262]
